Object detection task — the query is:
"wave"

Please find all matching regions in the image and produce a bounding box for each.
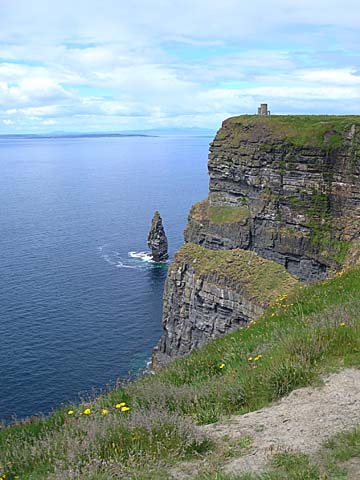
[128,251,154,263]
[99,245,167,270]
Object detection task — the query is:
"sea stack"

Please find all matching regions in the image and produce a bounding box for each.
[147,211,168,262]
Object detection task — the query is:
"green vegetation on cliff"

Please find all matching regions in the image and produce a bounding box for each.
[171,243,298,305]
[0,263,359,479]
[221,115,360,148]
[189,198,249,225]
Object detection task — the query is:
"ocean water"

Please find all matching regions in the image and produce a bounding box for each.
[0,135,210,422]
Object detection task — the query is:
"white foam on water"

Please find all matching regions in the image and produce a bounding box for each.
[98,243,109,253]
[102,254,117,266]
[99,245,167,270]
[128,251,154,263]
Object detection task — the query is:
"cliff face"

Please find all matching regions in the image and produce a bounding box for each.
[153,243,298,364]
[154,116,360,365]
[185,116,360,280]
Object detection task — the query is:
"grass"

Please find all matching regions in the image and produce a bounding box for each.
[209,205,249,224]
[171,243,298,306]
[324,427,360,463]
[219,115,360,149]
[0,265,359,478]
[189,198,249,225]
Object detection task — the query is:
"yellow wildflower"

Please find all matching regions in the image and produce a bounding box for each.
[121,406,130,412]
[67,409,74,415]
[101,408,108,415]
[115,402,126,409]
[83,408,91,415]
[248,356,253,361]
[340,322,346,326]
[219,363,225,369]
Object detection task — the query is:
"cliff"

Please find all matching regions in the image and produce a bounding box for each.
[155,115,360,364]
[153,243,298,364]
[185,115,360,280]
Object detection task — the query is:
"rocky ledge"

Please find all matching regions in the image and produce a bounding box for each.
[153,243,298,365]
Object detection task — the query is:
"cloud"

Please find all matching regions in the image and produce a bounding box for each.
[0,0,360,132]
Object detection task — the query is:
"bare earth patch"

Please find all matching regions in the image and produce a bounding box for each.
[171,369,360,478]
[201,368,360,476]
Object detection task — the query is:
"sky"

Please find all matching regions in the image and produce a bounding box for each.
[0,0,360,133]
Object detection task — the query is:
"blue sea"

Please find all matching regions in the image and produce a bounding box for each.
[0,134,210,422]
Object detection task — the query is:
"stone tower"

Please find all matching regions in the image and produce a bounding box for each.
[257,103,270,115]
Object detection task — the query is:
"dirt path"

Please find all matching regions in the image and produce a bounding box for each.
[199,368,360,476]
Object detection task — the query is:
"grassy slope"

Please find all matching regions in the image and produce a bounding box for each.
[0,267,359,479]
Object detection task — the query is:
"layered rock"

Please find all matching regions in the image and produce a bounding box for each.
[148,211,168,262]
[154,115,360,365]
[185,115,360,280]
[153,243,298,365]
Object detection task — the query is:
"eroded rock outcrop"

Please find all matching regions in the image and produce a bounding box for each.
[153,243,298,365]
[148,211,168,262]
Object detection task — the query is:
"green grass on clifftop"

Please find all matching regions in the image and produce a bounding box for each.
[0,266,359,479]
[221,115,360,148]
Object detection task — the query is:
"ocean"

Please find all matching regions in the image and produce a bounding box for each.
[0,134,210,422]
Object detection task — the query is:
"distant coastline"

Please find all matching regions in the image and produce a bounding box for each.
[0,133,155,140]
[0,127,216,140]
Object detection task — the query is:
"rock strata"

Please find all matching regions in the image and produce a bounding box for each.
[153,243,298,365]
[185,115,360,280]
[148,211,168,262]
[154,115,360,365]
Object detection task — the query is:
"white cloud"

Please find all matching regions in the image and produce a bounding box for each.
[0,0,360,132]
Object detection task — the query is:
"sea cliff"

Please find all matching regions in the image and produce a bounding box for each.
[153,243,298,364]
[154,115,360,363]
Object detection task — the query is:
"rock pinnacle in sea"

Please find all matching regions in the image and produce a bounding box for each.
[147,211,168,262]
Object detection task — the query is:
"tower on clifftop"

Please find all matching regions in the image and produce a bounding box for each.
[257,103,271,115]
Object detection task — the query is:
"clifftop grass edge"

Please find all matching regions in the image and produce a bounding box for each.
[218,114,360,148]
[171,243,298,306]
